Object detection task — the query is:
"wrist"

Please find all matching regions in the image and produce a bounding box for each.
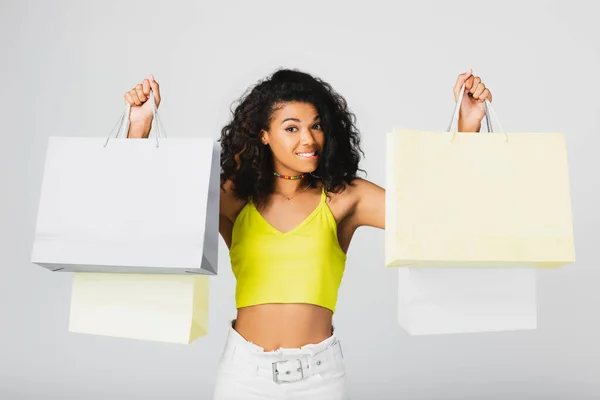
[127,119,152,138]
[458,120,481,133]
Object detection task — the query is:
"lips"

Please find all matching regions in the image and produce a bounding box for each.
[297,151,316,158]
[296,150,319,160]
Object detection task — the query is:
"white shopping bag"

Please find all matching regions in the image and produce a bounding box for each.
[32,91,219,274]
[386,85,574,334]
[397,268,537,335]
[69,272,209,344]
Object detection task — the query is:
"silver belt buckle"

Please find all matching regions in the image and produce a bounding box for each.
[272,358,305,384]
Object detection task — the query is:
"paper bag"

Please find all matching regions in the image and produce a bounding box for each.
[386,85,575,334]
[69,272,209,344]
[385,90,576,269]
[397,268,537,335]
[31,92,220,275]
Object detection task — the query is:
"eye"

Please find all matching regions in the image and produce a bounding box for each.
[285,126,298,133]
[312,123,322,130]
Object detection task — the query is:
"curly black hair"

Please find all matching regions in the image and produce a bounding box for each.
[219,68,365,207]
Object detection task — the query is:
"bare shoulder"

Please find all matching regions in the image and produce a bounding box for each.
[340,177,385,230]
[325,178,384,224]
[348,177,383,193]
[338,177,383,199]
[327,177,381,201]
[220,179,247,223]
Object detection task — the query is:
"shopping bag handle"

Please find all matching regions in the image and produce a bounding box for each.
[103,89,167,147]
[446,83,508,142]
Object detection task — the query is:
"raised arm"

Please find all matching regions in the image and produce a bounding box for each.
[218,179,246,249]
[348,178,386,230]
[122,75,246,248]
[349,70,494,230]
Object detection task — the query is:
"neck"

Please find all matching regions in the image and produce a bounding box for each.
[273,173,308,193]
[272,165,311,193]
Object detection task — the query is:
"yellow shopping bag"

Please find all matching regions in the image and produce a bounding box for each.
[385,86,576,269]
[69,273,209,344]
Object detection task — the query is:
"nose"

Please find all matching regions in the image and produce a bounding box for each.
[300,128,316,146]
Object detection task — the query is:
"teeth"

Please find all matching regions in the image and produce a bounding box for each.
[297,152,316,158]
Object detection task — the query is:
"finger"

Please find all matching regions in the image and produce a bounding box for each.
[486,89,492,102]
[124,92,135,106]
[135,84,147,103]
[453,69,473,100]
[464,75,474,93]
[148,74,161,107]
[467,76,481,95]
[142,79,151,97]
[477,88,492,103]
[472,82,486,100]
[129,89,142,106]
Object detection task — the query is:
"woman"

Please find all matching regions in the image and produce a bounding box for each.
[125,68,492,399]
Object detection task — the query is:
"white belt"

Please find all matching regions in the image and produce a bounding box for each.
[229,339,345,384]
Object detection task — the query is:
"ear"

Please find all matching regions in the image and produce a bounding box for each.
[260,129,269,145]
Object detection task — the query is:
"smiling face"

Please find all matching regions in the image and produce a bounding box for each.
[260,101,325,176]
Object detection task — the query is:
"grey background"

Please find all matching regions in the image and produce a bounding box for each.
[1,0,599,399]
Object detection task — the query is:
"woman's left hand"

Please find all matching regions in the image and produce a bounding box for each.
[453,69,493,132]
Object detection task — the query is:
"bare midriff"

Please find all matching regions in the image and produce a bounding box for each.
[233,303,334,351]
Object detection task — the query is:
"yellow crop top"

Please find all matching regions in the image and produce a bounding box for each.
[229,187,347,313]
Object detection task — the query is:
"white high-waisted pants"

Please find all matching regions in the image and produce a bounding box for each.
[212,322,350,399]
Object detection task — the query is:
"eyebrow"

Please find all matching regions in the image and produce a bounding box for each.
[281,115,321,125]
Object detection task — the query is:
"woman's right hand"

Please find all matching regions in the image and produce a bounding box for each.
[124,74,161,138]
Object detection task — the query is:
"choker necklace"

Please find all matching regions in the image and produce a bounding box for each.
[273,172,306,180]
